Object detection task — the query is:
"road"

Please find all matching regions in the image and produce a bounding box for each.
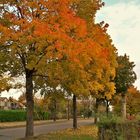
[0,119,94,140]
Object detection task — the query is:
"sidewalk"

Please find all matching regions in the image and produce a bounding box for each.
[0,119,70,129]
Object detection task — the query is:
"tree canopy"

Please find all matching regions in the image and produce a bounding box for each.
[0,0,120,137]
[115,54,137,94]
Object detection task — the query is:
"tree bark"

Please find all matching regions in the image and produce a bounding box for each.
[94,98,99,124]
[25,70,34,137]
[67,99,70,120]
[106,100,109,117]
[122,94,126,120]
[73,94,77,129]
[53,99,57,122]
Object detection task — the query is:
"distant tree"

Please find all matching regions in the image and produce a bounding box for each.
[115,54,137,119]
[42,88,65,122]
[126,86,140,115]
[18,92,26,104]
[0,76,12,94]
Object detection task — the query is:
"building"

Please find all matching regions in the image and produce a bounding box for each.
[0,97,11,110]
[0,97,25,110]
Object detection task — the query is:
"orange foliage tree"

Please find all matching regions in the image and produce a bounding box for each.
[0,0,90,137]
[75,0,117,120]
[29,0,117,129]
[127,86,140,116]
[0,0,118,136]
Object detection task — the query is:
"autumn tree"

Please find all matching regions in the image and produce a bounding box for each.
[126,86,140,115]
[40,87,65,121]
[0,0,118,134]
[0,0,89,137]
[33,0,118,129]
[34,0,117,128]
[18,92,26,104]
[33,0,99,128]
[0,45,13,93]
[0,76,12,94]
[30,32,91,128]
[66,0,117,126]
[87,20,117,119]
[115,54,137,119]
[112,86,140,117]
[47,60,91,128]
[75,0,117,121]
[35,0,117,128]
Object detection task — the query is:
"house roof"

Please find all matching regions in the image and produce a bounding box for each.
[9,97,25,107]
[0,97,8,101]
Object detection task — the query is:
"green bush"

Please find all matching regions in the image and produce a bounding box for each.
[34,111,50,120]
[98,114,122,128]
[0,110,26,122]
[0,110,50,122]
[98,114,140,140]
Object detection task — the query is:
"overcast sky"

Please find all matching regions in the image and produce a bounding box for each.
[96,0,140,90]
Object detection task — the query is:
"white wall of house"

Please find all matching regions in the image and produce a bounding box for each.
[0,97,25,110]
[0,99,11,110]
[0,101,5,106]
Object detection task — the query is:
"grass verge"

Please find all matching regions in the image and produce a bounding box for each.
[19,125,98,140]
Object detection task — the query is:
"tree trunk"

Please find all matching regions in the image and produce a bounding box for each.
[106,100,109,117]
[73,94,77,129]
[25,70,34,137]
[94,98,99,124]
[53,99,57,122]
[122,94,126,120]
[67,99,70,120]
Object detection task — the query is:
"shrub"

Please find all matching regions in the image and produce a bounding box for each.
[34,111,50,120]
[0,110,50,122]
[98,114,140,140]
[0,110,26,122]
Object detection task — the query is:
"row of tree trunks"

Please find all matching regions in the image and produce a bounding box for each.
[72,93,126,128]
[25,79,127,137]
[25,74,78,138]
[96,94,126,120]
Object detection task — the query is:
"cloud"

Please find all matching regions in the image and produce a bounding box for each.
[103,0,140,6]
[96,1,140,89]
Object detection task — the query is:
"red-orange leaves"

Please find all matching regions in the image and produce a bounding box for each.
[75,18,87,38]
[33,20,52,36]
[0,0,117,99]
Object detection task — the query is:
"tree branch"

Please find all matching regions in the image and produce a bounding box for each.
[32,74,48,78]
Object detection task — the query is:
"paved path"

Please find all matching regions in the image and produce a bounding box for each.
[0,119,94,140]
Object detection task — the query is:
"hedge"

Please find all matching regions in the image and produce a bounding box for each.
[98,115,140,140]
[0,110,49,122]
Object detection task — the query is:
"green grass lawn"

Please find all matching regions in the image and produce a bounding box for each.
[19,125,98,140]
